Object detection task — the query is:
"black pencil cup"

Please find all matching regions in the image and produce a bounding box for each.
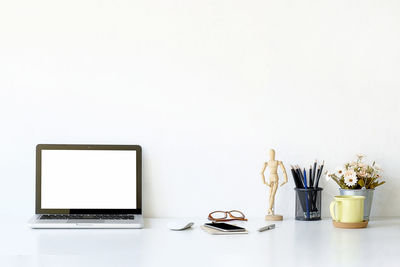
[294,188,323,221]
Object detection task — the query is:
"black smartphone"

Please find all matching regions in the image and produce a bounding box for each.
[204,222,246,232]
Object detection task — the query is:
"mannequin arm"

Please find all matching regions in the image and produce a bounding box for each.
[279,161,288,186]
[261,162,270,187]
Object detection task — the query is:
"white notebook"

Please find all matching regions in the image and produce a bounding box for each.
[201,225,248,235]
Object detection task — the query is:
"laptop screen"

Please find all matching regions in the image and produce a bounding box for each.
[40,149,137,210]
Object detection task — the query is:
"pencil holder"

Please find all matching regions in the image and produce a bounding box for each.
[294,188,323,221]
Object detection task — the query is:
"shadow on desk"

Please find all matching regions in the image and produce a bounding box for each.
[34,229,145,255]
[366,217,400,229]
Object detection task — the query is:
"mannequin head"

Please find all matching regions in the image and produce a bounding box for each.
[269,149,275,160]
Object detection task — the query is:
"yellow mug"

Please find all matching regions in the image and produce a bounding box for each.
[330,196,365,223]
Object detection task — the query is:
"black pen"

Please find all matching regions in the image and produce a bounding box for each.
[316,167,321,185]
[295,166,304,188]
[316,161,324,188]
[291,166,301,188]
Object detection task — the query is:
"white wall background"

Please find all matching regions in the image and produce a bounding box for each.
[1,0,399,219]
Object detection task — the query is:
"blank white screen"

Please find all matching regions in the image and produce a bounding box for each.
[41,150,137,209]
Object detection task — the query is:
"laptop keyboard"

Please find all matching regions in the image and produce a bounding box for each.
[39,214,135,220]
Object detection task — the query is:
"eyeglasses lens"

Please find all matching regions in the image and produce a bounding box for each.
[211,211,227,219]
[230,211,244,218]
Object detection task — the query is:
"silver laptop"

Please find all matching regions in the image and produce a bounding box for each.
[29,144,143,229]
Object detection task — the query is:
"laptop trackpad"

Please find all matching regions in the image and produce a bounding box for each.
[68,220,105,223]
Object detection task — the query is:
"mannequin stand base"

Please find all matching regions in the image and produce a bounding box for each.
[265,214,283,221]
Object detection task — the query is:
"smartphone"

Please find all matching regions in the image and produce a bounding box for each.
[204,222,246,232]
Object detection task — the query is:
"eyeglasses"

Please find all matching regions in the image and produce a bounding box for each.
[208,210,248,222]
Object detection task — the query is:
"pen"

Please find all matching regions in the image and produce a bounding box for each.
[291,166,298,187]
[258,224,275,232]
[315,161,324,188]
[296,166,304,188]
[312,161,317,188]
[291,166,303,188]
[315,166,320,187]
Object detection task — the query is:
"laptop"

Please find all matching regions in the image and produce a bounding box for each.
[29,144,143,228]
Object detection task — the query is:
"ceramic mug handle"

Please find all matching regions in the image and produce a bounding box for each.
[330,201,337,221]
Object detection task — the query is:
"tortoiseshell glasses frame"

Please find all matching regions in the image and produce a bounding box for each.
[208,210,248,222]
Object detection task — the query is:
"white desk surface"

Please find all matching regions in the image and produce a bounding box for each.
[1,216,399,267]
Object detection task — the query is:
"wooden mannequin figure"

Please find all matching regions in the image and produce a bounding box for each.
[261,149,288,221]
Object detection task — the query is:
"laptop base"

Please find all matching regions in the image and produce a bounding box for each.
[28,215,144,229]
